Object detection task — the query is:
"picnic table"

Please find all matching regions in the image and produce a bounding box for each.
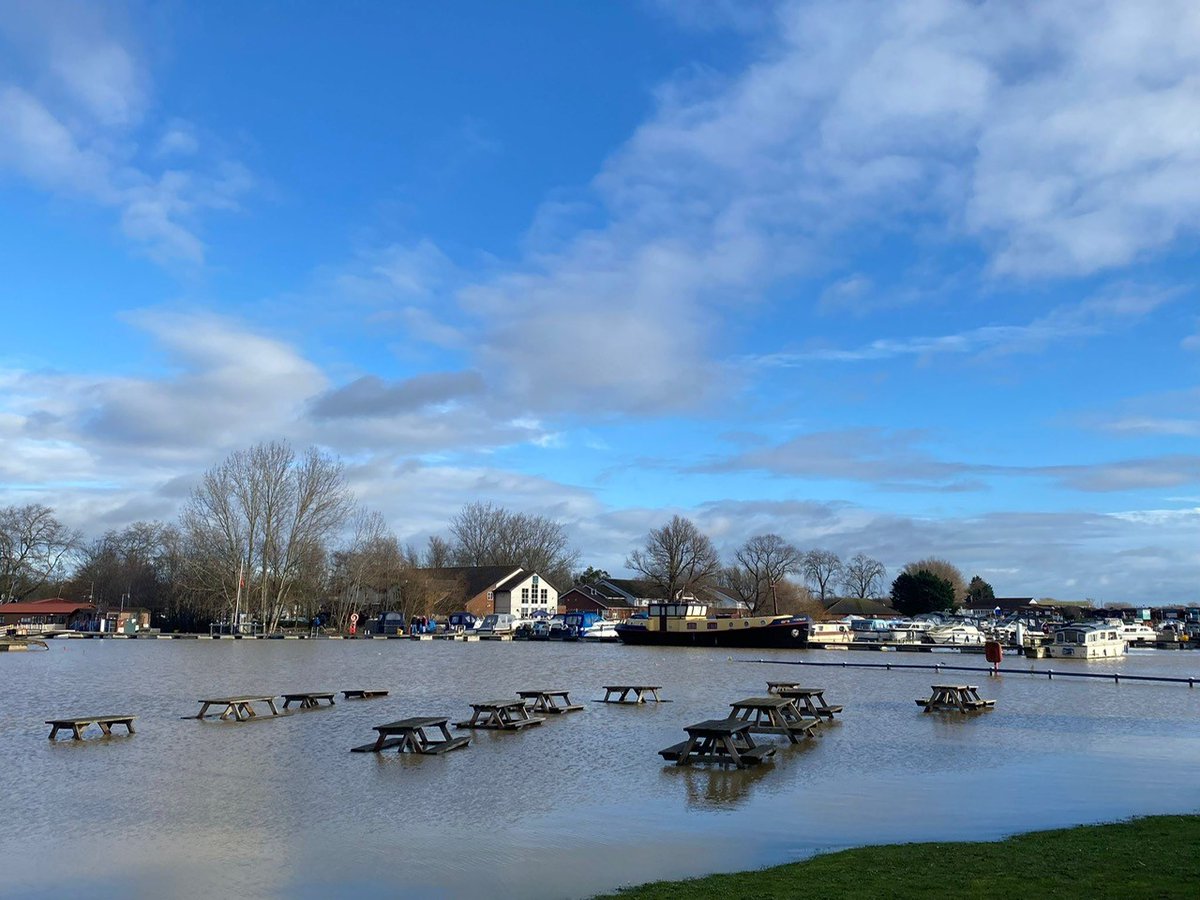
[47,715,136,741]
[727,697,818,743]
[190,695,281,721]
[351,717,471,754]
[598,685,665,704]
[280,691,336,709]
[455,699,545,730]
[917,684,996,713]
[342,689,389,700]
[766,681,804,694]
[659,719,776,768]
[518,689,584,714]
[776,686,843,720]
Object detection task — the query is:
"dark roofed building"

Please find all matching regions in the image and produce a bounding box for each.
[823,596,899,617]
[559,582,636,619]
[1,598,96,634]
[416,566,522,618]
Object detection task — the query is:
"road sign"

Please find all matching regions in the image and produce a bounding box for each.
[350,613,359,624]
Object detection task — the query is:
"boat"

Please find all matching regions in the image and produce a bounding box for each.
[888,620,934,643]
[614,600,809,648]
[1115,622,1158,644]
[579,620,620,642]
[478,613,516,635]
[924,623,985,645]
[808,621,854,644]
[560,610,605,641]
[1046,623,1127,658]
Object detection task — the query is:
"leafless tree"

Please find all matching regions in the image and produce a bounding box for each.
[840,553,887,600]
[902,557,966,602]
[773,579,825,619]
[627,515,721,603]
[0,504,80,602]
[423,534,453,568]
[730,533,802,614]
[802,549,843,607]
[181,441,354,632]
[448,501,578,589]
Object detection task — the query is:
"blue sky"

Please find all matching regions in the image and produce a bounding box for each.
[2,0,1199,602]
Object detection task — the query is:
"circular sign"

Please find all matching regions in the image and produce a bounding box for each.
[350,613,359,624]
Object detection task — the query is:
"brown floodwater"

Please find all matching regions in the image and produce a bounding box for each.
[1,639,1198,898]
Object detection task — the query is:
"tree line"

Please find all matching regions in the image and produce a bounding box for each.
[0,441,996,630]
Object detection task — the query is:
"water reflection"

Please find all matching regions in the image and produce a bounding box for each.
[659,759,777,809]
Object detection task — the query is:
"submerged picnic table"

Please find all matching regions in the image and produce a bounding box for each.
[728,697,818,743]
[599,685,665,704]
[917,684,996,713]
[47,715,136,741]
[659,719,776,768]
[776,686,843,720]
[455,699,545,730]
[190,695,281,721]
[766,681,804,694]
[342,689,389,700]
[280,691,336,709]
[518,689,584,714]
[351,717,471,754]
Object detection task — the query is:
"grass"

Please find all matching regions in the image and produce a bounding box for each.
[600,815,1200,899]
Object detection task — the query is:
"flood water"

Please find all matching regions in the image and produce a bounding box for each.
[2,639,1198,898]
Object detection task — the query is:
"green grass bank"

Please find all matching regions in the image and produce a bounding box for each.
[601,815,1200,899]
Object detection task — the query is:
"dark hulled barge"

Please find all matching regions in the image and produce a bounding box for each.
[614,600,809,649]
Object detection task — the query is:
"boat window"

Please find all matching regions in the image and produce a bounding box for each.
[707,622,718,630]
[686,622,697,630]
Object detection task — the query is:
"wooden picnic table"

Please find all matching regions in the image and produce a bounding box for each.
[351,717,471,754]
[518,689,584,714]
[728,697,818,744]
[455,699,545,730]
[47,715,136,741]
[917,684,996,713]
[766,681,804,694]
[659,718,776,768]
[776,686,843,720]
[280,691,336,709]
[190,695,281,721]
[342,689,389,700]
[599,685,665,704]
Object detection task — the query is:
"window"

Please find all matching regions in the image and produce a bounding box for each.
[686,622,697,630]
[487,591,493,601]
[540,589,548,601]
[522,588,529,601]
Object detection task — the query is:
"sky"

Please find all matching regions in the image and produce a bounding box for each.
[1,0,1198,603]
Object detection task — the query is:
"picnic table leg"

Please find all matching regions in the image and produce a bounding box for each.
[719,735,744,767]
[438,723,454,742]
[370,731,388,752]
[98,721,112,736]
[125,720,135,734]
[197,702,212,720]
[72,723,84,741]
[48,724,60,740]
[219,704,235,721]
[267,698,281,716]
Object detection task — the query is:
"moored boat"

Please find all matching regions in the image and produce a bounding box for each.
[924,623,985,645]
[808,621,854,644]
[1046,623,1127,658]
[615,600,809,648]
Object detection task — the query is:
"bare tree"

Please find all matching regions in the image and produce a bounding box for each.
[627,515,721,602]
[840,553,887,600]
[423,534,453,568]
[802,549,843,607]
[181,441,354,632]
[732,533,802,614]
[0,504,80,602]
[902,557,966,602]
[448,501,578,588]
[773,579,825,619]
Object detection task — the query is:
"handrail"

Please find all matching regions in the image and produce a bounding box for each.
[738,658,1197,687]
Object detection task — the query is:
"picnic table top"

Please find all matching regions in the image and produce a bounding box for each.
[281,690,335,697]
[46,714,136,725]
[517,689,572,697]
[730,696,795,709]
[685,718,754,736]
[776,686,825,696]
[198,695,276,704]
[603,684,661,690]
[931,684,977,690]
[374,717,449,731]
[471,699,528,709]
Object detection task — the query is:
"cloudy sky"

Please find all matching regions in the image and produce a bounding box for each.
[2,0,1198,603]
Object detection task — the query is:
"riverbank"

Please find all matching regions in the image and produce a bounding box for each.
[602,815,1200,898]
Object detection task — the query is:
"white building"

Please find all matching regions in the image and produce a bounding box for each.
[493,570,559,619]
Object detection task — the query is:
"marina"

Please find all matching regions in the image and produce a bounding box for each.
[2,638,1199,898]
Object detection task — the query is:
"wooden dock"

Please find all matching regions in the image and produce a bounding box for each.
[47,715,136,741]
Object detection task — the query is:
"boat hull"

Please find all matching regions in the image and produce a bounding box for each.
[615,621,809,649]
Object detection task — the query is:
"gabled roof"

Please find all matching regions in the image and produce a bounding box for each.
[562,583,635,609]
[824,596,899,617]
[600,578,665,600]
[1,598,95,615]
[416,566,522,598]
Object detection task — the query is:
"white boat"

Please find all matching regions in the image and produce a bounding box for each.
[808,621,854,644]
[924,623,985,645]
[1046,623,1127,659]
[579,620,620,642]
[478,613,516,634]
[889,620,934,643]
[1116,622,1158,644]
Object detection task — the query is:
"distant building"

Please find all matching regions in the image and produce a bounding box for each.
[823,596,900,617]
[493,570,559,619]
[415,566,559,619]
[559,582,637,620]
[1,598,96,634]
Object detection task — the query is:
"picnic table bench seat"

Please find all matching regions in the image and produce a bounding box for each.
[47,715,136,741]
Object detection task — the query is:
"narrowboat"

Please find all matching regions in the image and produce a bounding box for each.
[614,600,809,648]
